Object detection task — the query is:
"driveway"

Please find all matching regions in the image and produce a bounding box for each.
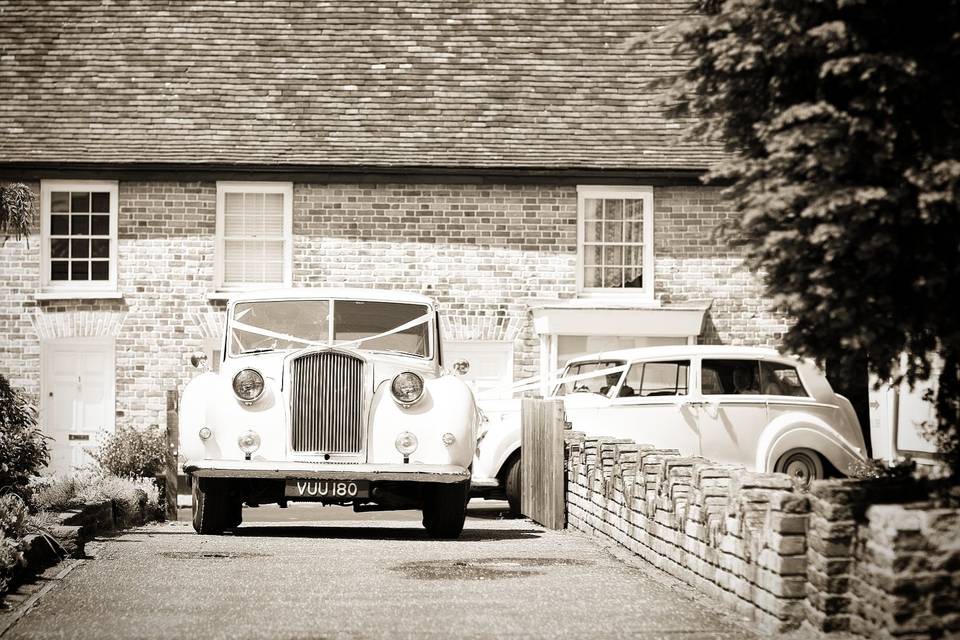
[3,501,759,640]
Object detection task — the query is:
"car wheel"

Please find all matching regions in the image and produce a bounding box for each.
[191,478,232,534]
[775,449,825,489]
[422,480,470,539]
[503,455,522,517]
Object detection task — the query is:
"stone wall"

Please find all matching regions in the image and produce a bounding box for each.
[564,432,958,637]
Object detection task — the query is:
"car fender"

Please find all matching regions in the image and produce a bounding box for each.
[367,374,478,468]
[179,371,287,464]
[757,412,866,476]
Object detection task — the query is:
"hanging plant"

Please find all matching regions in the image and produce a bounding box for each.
[0,183,37,244]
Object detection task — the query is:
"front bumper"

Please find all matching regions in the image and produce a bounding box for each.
[183,459,471,484]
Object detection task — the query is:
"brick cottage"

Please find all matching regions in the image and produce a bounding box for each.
[0,0,791,473]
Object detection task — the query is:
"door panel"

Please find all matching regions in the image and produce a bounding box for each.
[42,339,115,474]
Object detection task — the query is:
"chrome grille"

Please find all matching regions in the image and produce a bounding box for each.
[290,351,364,453]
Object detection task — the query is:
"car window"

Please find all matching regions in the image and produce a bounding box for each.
[760,361,808,397]
[701,359,762,395]
[623,360,689,397]
[555,360,625,397]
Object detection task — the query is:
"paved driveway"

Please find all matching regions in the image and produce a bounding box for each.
[3,502,759,640]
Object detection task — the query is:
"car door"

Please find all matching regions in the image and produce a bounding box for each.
[582,359,701,456]
[694,358,770,467]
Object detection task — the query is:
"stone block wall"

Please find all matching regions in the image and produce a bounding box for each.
[564,432,958,637]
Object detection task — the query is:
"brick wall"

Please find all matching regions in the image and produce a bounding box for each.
[564,431,957,637]
[0,179,787,433]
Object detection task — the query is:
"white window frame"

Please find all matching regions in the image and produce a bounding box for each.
[576,185,654,300]
[214,181,294,291]
[39,180,120,295]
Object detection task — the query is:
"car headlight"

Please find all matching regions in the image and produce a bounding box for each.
[233,368,264,403]
[395,431,418,456]
[238,430,261,456]
[391,371,424,406]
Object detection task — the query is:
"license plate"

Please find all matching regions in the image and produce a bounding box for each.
[285,479,369,499]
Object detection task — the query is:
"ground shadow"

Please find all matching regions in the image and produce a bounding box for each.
[230,525,543,542]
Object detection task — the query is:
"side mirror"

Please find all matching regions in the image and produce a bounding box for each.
[453,359,470,376]
[190,351,208,370]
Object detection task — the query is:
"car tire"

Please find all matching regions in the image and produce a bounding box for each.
[504,455,522,517]
[191,478,233,534]
[422,480,470,539]
[775,449,825,489]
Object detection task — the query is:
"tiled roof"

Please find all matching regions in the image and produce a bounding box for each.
[0,1,725,171]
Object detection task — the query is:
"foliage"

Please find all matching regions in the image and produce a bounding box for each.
[0,374,50,496]
[0,493,31,595]
[0,183,36,243]
[652,0,960,477]
[30,469,160,526]
[848,456,916,481]
[88,425,166,478]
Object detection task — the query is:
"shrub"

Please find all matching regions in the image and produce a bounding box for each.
[0,374,49,496]
[30,470,161,525]
[88,425,166,478]
[0,493,31,594]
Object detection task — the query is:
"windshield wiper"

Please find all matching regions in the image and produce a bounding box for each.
[240,347,275,355]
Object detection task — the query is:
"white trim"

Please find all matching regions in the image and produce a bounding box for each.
[576,185,654,300]
[34,291,124,301]
[214,181,294,290]
[39,180,119,294]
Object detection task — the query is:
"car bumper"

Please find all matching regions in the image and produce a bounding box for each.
[183,459,471,484]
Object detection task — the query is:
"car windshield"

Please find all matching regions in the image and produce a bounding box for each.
[229,299,432,358]
[553,360,627,397]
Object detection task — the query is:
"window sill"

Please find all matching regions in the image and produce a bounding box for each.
[34,290,124,301]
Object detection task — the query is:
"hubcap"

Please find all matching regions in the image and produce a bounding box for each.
[785,458,811,485]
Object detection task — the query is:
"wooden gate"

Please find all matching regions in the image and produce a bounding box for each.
[520,398,566,529]
[165,389,179,521]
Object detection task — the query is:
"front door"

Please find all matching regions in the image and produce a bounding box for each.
[41,338,115,473]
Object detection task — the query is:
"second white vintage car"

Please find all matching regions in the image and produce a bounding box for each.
[179,288,479,538]
[473,345,868,511]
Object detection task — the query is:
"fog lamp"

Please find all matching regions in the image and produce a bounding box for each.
[232,368,264,403]
[395,431,418,456]
[238,430,261,457]
[441,432,456,447]
[198,427,212,441]
[391,372,424,406]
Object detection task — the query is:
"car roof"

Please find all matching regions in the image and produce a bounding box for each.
[565,344,791,364]
[226,287,436,306]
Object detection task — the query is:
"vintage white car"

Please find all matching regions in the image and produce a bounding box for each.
[473,345,868,511]
[179,288,479,538]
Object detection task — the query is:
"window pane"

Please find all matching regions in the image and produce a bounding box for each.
[624,267,643,288]
[71,261,89,281]
[71,215,89,235]
[637,361,689,397]
[91,238,109,258]
[583,244,602,266]
[51,215,69,235]
[51,261,68,280]
[603,219,623,243]
[603,267,623,288]
[583,198,601,219]
[604,245,623,267]
[71,239,89,258]
[556,360,624,396]
[624,198,643,221]
[583,266,601,288]
[51,192,70,213]
[625,244,642,267]
[51,238,69,258]
[608,199,626,221]
[702,360,762,395]
[760,362,808,397]
[91,261,109,281]
[91,192,110,213]
[91,215,109,235]
[624,220,642,243]
[584,219,602,243]
[70,192,90,213]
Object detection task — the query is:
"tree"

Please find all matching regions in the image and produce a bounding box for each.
[654,0,960,476]
[0,183,36,243]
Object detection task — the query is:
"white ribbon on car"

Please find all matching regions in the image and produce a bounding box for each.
[330,312,433,350]
[474,363,629,400]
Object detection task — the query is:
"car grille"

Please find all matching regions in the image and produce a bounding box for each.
[290,351,364,453]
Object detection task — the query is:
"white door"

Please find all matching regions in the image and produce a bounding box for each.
[41,338,115,474]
